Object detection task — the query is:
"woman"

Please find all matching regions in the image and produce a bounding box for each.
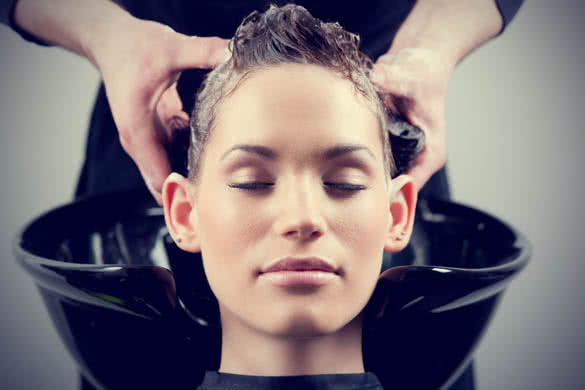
[3,0,523,387]
[163,5,416,388]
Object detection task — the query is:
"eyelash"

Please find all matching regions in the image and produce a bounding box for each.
[228,182,366,192]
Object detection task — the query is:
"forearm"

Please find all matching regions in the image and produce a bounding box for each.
[13,0,134,65]
[389,0,503,65]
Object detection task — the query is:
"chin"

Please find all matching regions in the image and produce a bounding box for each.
[263,312,346,338]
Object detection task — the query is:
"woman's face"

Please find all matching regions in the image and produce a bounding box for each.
[188,64,394,337]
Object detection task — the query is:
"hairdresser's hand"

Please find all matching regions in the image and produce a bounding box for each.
[371,48,455,192]
[88,18,229,204]
[15,0,228,203]
[368,0,503,192]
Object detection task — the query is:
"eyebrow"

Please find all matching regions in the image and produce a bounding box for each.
[220,143,376,162]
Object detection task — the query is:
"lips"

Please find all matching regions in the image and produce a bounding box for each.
[259,257,339,288]
[261,257,338,274]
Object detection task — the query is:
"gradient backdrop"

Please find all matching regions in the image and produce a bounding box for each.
[1,1,584,389]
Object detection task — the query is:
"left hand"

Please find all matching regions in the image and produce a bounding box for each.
[371,48,455,192]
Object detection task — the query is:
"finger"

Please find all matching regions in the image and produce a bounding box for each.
[406,158,434,194]
[118,119,172,205]
[406,146,446,193]
[372,65,443,132]
[371,63,416,118]
[135,137,171,205]
[173,36,230,70]
[112,75,186,206]
[146,179,164,206]
[157,81,190,132]
[371,62,415,99]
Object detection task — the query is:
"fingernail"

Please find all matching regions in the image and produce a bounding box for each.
[170,115,189,130]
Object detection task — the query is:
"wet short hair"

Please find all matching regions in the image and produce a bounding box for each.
[187,4,397,184]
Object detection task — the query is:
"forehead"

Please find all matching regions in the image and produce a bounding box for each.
[209,63,382,159]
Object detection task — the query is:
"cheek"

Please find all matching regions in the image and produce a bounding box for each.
[334,188,389,289]
[338,189,389,250]
[195,185,266,285]
[197,184,261,249]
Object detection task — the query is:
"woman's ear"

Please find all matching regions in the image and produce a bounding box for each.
[162,172,201,252]
[384,174,417,253]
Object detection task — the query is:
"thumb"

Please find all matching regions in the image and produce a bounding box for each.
[174,36,230,70]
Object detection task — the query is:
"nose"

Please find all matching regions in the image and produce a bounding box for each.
[275,177,326,242]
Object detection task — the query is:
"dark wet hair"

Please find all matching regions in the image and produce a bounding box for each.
[187,4,423,184]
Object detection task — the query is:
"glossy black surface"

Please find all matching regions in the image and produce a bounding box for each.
[14,190,530,390]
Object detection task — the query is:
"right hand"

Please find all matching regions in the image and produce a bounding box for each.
[371,48,454,193]
[87,18,229,204]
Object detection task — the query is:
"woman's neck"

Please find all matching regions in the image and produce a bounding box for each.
[218,311,365,376]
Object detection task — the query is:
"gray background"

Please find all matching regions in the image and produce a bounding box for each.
[1,1,584,389]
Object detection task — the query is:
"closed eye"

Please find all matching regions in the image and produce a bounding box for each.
[323,182,367,191]
[228,182,274,190]
[228,182,366,191]
[228,181,367,192]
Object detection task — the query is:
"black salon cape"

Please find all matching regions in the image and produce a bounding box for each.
[196,371,383,390]
[2,1,523,389]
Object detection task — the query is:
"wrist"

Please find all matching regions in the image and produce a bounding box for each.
[82,10,138,69]
[389,0,503,65]
[13,0,135,68]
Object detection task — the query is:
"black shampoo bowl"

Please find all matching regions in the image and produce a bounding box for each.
[14,190,530,389]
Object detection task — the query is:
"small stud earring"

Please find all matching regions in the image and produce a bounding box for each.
[176,237,182,244]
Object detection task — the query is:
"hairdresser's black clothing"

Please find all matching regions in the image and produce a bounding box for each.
[196,371,384,390]
[2,1,523,390]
